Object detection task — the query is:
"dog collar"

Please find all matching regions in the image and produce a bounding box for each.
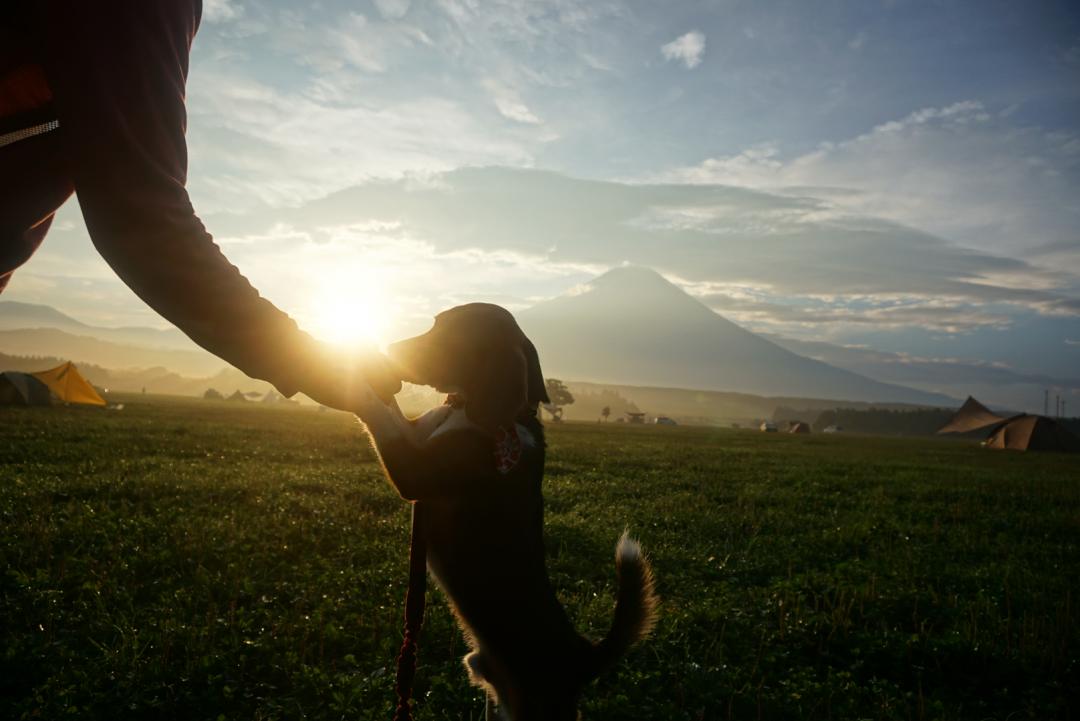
[493,425,523,475]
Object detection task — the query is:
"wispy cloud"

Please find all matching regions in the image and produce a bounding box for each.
[183,1,625,211]
[374,0,411,21]
[484,80,542,125]
[202,0,244,23]
[656,101,1080,276]
[185,69,537,212]
[192,167,1079,330]
[661,31,706,69]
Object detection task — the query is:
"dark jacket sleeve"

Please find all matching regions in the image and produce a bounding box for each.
[41,0,316,396]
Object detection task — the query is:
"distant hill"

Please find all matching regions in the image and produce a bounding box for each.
[763,333,1076,413]
[559,380,935,426]
[0,300,200,352]
[0,328,225,377]
[0,352,271,398]
[519,267,954,406]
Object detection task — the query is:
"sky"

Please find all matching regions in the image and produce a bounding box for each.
[5,0,1080,382]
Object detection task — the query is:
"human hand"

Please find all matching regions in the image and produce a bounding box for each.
[300,343,403,412]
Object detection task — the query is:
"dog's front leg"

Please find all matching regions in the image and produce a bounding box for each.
[354,388,447,501]
[355,389,418,446]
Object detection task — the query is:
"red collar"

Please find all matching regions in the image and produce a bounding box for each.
[493,424,523,475]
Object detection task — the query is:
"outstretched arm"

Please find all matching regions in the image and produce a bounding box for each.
[40,2,399,405]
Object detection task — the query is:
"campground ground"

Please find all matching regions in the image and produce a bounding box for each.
[1,395,1078,720]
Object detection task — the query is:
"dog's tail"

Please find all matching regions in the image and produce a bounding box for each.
[588,530,658,677]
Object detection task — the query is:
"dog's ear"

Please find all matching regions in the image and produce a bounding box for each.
[465,343,528,432]
[524,338,549,406]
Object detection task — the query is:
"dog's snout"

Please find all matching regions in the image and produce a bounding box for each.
[386,340,418,381]
[388,335,441,385]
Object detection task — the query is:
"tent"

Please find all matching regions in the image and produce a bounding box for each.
[760,421,777,432]
[0,371,52,406]
[937,396,1005,435]
[789,422,811,434]
[30,362,106,406]
[227,390,248,402]
[985,415,1080,453]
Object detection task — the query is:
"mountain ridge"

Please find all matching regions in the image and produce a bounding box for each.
[518,266,955,406]
[5,271,956,406]
[0,300,200,352]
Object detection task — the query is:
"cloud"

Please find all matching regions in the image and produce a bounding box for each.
[182,1,626,211]
[762,333,1079,411]
[10,165,1077,380]
[194,167,1079,331]
[656,101,1080,276]
[282,11,434,76]
[661,31,706,69]
[184,69,537,213]
[374,0,411,21]
[697,292,1016,334]
[202,0,244,23]
[483,80,542,124]
[174,218,604,340]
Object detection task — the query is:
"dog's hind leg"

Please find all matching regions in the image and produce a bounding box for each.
[464,651,511,719]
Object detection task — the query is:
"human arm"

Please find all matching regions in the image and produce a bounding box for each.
[40,1,399,404]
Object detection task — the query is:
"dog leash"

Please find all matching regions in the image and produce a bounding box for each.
[391,414,527,720]
[393,502,427,721]
[0,118,59,149]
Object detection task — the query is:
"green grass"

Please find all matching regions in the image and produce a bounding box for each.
[1,395,1078,720]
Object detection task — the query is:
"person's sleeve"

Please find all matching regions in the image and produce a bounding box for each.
[42,0,316,396]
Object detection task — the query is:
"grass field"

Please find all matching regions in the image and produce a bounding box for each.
[2,395,1078,720]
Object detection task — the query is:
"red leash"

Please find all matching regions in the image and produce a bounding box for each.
[393,503,427,721]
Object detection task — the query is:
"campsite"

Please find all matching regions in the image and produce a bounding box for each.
[2,393,1078,720]
[3,3,1080,720]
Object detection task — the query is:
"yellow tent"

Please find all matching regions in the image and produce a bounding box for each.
[31,362,106,407]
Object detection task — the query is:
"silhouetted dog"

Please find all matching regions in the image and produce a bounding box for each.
[354,303,658,720]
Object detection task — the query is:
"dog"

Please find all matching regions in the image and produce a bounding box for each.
[353,303,658,721]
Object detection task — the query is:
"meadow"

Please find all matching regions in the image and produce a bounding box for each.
[1,396,1077,720]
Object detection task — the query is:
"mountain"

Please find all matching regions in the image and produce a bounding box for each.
[4,274,957,407]
[0,328,224,377]
[0,351,272,398]
[0,301,200,352]
[763,334,1076,413]
[517,267,954,406]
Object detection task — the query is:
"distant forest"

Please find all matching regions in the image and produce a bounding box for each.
[809,407,956,436]
[0,352,272,398]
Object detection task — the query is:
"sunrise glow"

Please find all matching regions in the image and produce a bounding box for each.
[305,269,393,350]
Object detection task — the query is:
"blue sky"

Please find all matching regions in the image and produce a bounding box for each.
[6,0,1080,382]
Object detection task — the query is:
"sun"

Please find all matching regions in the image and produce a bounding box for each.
[306,270,393,350]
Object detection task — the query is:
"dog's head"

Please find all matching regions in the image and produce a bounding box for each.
[388,303,549,431]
